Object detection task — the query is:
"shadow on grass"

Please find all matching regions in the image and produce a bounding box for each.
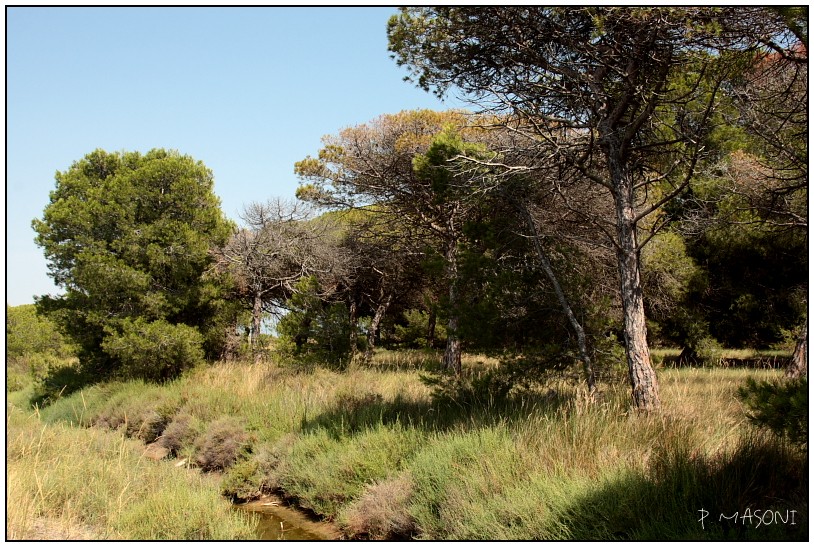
[299,376,573,437]
[558,433,807,541]
[661,356,790,370]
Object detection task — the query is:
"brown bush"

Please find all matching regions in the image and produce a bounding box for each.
[158,413,199,456]
[342,475,417,539]
[94,406,167,443]
[194,417,251,472]
[126,410,169,443]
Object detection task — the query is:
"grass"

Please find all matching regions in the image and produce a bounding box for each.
[6,395,258,540]
[7,352,807,540]
[652,346,792,369]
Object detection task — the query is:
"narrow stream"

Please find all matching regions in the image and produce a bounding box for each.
[235,497,339,540]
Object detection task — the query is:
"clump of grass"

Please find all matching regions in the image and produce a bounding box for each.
[270,424,424,519]
[111,479,258,540]
[405,426,531,539]
[555,431,807,540]
[194,417,252,472]
[341,474,417,539]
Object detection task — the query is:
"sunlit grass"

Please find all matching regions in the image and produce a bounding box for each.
[8,350,804,540]
[6,399,257,540]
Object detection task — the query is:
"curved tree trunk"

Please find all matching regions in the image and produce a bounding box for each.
[365,293,392,361]
[516,199,597,397]
[786,318,807,378]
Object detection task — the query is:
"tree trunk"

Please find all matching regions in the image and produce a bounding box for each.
[427,306,437,349]
[786,318,807,378]
[610,154,661,411]
[294,317,311,351]
[517,200,596,397]
[365,293,392,360]
[348,300,359,359]
[251,289,263,362]
[443,238,462,375]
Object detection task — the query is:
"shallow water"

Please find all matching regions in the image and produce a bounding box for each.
[236,498,338,541]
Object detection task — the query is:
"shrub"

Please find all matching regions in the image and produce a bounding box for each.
[394,309,446,349]
[102,319,204,382]
[194,417,252,472]
[6,304,75,362]
[738,377,808,447]
[221,459,263,502]
[125,410,169,444]
[86,384,182,443]
[30,362,91,408]
[423,368,513,409]
[341,475,417,539]
[159,413,201,456]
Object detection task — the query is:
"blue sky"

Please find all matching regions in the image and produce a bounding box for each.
[6,6,465,306]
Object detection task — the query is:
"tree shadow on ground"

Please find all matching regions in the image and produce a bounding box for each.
[298,376,573,437]
[557,434,807,541]
[661,355,789,370]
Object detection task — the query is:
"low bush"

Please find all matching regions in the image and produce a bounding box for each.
[90,384,182,443]
[194,417,252,472]
[738,376,808,447]
[159,413,201,456]
[101,319,204,382]
[341,474,417,539]
[30,361,92,408]
[221,458,264,502]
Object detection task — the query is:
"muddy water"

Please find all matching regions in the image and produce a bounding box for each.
[236,496,340,541]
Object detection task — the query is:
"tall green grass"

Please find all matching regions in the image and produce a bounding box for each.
[9,355,806,540]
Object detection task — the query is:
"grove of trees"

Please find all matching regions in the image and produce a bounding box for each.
[28,7,806,411]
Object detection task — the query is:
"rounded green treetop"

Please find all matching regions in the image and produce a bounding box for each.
[33,148,234,382]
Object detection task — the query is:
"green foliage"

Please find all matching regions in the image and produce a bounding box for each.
[276,277,353,368]
[221,458,264,502]
[32,149,234,384]
[394,309,447,349]
[6,304,75,361]
[30,362,92,408]
[6,304,78,396]
[671,151,808,349]
[738,377,808,447]
[101,319,205,382]
[641,232,701,321]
